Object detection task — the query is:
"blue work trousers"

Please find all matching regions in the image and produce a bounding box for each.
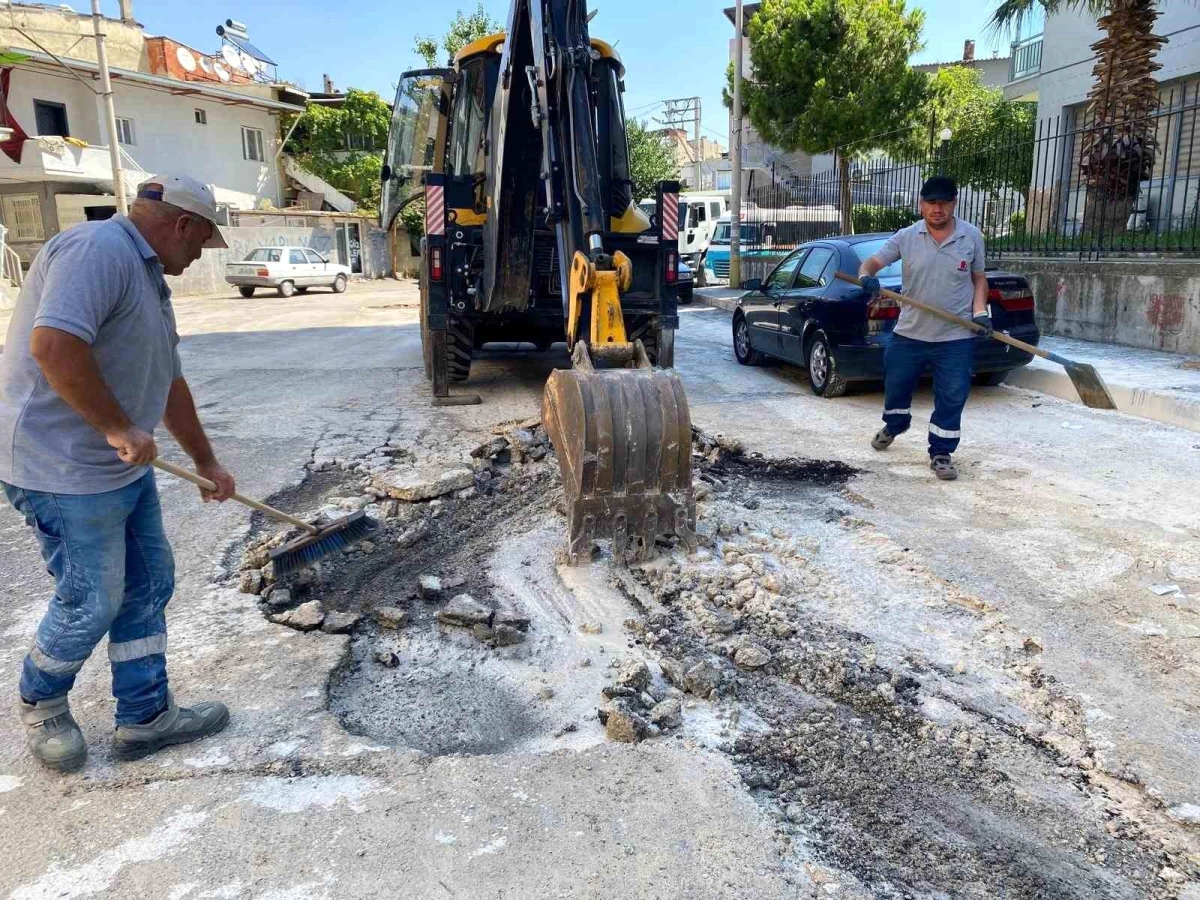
[882,334,975,457]
[3,471,173,725]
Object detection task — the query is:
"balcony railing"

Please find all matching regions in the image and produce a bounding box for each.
[1009,34,1043,82]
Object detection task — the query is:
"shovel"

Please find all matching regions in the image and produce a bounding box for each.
[834,272,1117,411]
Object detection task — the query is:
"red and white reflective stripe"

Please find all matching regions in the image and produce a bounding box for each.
[425,184,445,236]
[661,193,678,242]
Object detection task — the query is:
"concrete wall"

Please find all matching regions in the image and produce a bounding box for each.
[999,257,1200,354]
[166,223,394,296]
[0,7,146,71]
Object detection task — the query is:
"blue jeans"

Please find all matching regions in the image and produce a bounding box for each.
[3,471,173,725]
[882,334,975,457]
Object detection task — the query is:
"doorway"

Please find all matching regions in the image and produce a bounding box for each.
[335,222,363,274]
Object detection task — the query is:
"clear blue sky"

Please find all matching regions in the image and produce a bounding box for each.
[126,0,1008,147]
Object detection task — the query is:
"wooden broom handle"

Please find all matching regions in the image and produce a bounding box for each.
[834,271,1053,362]
[152,458,319,534]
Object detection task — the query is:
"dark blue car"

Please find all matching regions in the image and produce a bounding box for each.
[731,233,1041,397]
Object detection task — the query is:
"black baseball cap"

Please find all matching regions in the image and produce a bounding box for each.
[920,175,958,201]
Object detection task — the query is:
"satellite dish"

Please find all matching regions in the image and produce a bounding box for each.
[221,45,243,70]
[240,51,260,75]
[213,62,230,82]
[175,46,197,72]
[198,55,213,74]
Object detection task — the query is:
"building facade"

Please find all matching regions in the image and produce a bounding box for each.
[0,4,306,264]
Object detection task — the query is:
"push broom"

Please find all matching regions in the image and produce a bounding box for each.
[834,272,1118,411]
[152,458,377,576]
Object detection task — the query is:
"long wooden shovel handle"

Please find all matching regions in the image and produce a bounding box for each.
[152,458,319,534]
[835,271,1056,363]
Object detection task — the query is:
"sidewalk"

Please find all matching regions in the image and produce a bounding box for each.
[694,286,1200,434]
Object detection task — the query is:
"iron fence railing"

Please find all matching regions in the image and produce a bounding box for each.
[731,84,1199,263]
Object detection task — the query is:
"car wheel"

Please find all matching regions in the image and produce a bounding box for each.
[238,286,255,298]
[278,280,295,298]
[973,370,1008,387]
[733,315,763,366]
[679,287,693,305]
[332,274,348,293]
[807,333,848,398]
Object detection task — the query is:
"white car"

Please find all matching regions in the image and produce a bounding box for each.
[225,246,351,298]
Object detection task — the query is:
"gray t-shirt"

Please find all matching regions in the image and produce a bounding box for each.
[875,217,985,342]
[0,216,181,494]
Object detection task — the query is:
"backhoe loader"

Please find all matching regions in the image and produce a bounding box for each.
[380,0,695,562]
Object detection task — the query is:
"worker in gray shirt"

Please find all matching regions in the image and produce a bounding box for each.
[857,176,991,481]
[0,174,235,770]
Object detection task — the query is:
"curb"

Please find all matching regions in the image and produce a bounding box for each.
[694,288,1200,435]
[1004,365,1200,435]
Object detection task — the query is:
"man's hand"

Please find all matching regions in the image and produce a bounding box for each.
[972,313,994,337]
[859,275,882,298]
[106,426,158,465]
[195,459,235,503]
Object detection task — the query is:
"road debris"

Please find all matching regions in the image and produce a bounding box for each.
[270,600,324,632]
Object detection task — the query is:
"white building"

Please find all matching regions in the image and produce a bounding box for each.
[0,4,307,264]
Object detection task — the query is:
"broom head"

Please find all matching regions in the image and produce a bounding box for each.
[268,510,378,577]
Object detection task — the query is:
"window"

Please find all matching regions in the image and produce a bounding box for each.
[765,250,806,292]
[795,247,835,288]
[33,100,68,137]
[245,248,281,262]
[303,248,324,264]
[288,249,307,264]
[2,194,46,241]
[194,108,207,125]
[242,126,265,162]
[115,116,135,146]
[710,202,722,219]
[852,239,902,278]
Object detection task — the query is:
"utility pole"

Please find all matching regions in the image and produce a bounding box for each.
[730,0,744,290]
[91,0,127,214]
[657,96,702,191]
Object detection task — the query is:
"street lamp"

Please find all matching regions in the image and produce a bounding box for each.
[938,127,952,175]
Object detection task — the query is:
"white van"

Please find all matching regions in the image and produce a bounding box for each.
[638,192,729,279]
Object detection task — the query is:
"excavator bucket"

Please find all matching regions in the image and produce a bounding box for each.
[543,342,697,564]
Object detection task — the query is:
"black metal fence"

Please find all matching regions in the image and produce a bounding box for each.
[734,81,1199,264]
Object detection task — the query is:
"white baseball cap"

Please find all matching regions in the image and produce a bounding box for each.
[136,173,228,249]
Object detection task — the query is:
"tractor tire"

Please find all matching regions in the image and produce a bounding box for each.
[446,316,474,383]
[627,316,672,368]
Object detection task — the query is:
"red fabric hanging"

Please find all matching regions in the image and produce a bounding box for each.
[0,68,30,164]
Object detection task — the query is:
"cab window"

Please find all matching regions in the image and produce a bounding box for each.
[289,249,307,265]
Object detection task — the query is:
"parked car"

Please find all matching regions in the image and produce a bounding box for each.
[731,234,1040,397]
[678,258,694,304]
[225,247,351,298]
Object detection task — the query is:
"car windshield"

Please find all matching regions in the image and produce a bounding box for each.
[711,223,760,245]
[851,239,902,277]
[244,248,281,262]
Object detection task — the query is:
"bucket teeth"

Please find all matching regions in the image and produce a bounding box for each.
[543,345,695,565]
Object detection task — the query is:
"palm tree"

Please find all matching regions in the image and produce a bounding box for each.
[991,0,1167,235]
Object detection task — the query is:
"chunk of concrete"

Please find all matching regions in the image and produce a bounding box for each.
[270,600,324,632]
[373,606,408,629]
[437,593,492,627]
[239,569,263,595]
[734,644,772,670]
[321,611,361,635]
[372,467,474,502]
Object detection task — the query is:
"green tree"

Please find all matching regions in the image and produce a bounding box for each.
[990,0,1167,233]
[902,65,1036,201]
[414,2,502,67]
[732,0,928,233]
[626,120,680,202]
[284,88,392,214]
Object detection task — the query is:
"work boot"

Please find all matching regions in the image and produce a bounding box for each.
[20,696,87,772]
[871,428,895,451]
[930,454,958,481]
[112,692,229,762]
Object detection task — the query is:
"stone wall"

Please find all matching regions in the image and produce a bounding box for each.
[998,257,1200,355]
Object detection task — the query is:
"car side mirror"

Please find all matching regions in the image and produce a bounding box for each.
[742,278,763,292]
